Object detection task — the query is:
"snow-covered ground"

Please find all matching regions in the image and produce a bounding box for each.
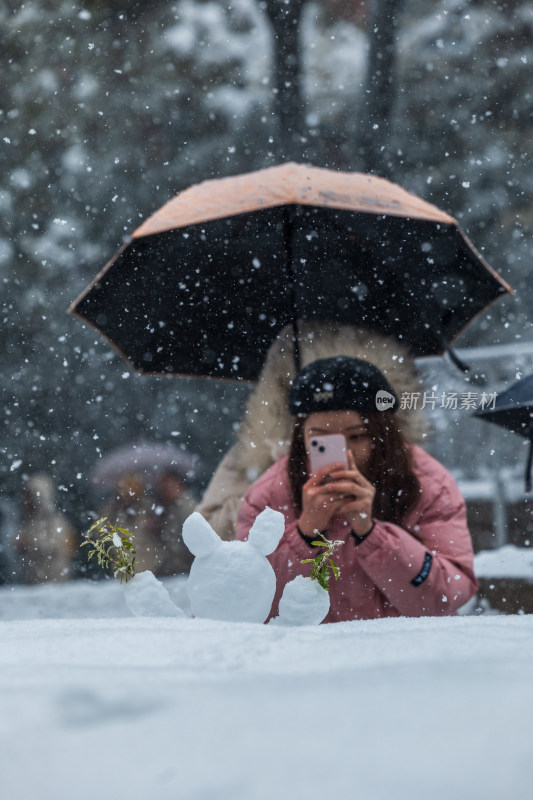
[1,578,532,800]
[474,545,533,580]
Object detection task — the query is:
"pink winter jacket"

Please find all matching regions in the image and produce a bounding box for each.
[236,445,477,622]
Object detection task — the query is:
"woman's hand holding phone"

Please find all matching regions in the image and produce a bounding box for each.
[298,462,351,536]
[326,450,376,536]
[299,451,375,538]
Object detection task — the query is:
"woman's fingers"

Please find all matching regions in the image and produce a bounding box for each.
[303,465,352,499]
[329,467,372,489]
[306,488,349,509]
[304,482,348,507]
[339,497,370,513]
[308,462,348,485]
[308,479,373,508]
[322,479,364,496]
[302,453,375,533]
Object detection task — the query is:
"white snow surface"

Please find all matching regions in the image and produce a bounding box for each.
[475,545,533,579]
[0,578,532,800]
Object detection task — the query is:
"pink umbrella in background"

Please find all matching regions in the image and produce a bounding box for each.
[90,441,198,490]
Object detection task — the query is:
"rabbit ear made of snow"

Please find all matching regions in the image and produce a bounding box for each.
[247,507,285,555]
[182,512,221,557]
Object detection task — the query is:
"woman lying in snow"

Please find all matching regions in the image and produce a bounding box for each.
[236,356,477,622]
[196,322,426,541]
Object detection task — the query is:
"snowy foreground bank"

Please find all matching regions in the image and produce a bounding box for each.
[1,579,532,800]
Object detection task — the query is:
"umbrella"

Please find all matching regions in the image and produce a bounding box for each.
[70,162,512,381]
[474,373,533,492]
[90,442,197,488]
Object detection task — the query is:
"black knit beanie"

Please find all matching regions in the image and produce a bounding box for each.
[288,356,398,416]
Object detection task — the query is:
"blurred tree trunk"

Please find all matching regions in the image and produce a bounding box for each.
[264,0,404,172]
[359,0,405,175]
[263,0,310,161]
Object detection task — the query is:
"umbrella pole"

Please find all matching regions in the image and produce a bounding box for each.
[525,438,533,493]
[419,308,470,372]
[282,206,301,375]
[291,318,301,374]
[445,344,470,373]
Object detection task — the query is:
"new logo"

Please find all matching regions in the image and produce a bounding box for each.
[375,390,396,411]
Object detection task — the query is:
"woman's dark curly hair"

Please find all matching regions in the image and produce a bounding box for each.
[288,411,421,525]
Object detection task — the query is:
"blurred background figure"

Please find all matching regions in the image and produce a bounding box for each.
[90,441,199,577]
[152,467,195,577]
[98,472,158,574]
[0,495,20,584]
[15,473,77,584]
[0,503,9,584]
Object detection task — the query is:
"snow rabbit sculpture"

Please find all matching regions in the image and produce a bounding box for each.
[182,507,285,623]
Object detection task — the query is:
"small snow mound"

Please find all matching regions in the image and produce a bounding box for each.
[274,576,330,626]
[124,571,185,618]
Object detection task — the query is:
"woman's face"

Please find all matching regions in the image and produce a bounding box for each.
[303,410,372,471]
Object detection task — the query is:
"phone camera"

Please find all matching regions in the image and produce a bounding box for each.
[319,445,325,453]
[311,440,317,447]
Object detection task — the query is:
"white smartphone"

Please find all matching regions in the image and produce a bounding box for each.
[309,434,348,474]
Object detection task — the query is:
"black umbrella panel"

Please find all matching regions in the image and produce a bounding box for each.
[73,205,509,381]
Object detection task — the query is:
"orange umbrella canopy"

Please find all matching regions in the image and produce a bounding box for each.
[132,162,457,236]
[70,163,512,380]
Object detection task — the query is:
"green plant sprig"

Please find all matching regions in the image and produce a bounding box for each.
[301,531,344,591]
[81,516,136,584]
